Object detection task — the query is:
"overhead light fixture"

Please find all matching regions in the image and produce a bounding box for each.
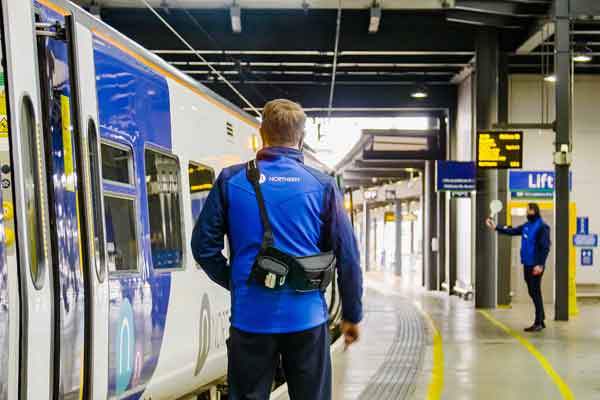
[544,75,556,83]
[573,43,593,63]
[368,5,381,34]
[230,3,242,33]
[411,84,429,99]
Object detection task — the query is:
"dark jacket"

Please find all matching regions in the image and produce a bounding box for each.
[191,147,363,333]
[496,216,551,267]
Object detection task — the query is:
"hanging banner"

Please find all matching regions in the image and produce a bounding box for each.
[436,160,476,192]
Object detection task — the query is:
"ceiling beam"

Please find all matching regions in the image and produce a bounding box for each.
[450,55,475,83]
[351,159,425,170]
[343,169,412,179]
[446,10,525,28]
[153,50,475,56]
[516,21,554,54]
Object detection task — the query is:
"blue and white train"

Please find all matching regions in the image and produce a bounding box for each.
[0,1,340,399]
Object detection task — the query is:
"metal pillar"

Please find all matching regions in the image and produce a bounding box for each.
[437,191,446,289]
[424,160,438,290]
[364,200,371,272]
[395,200,403,276]
[474,27,499,308]
[554,0,572,321]
[497,52,512,306]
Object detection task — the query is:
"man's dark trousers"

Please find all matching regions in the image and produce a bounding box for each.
[524,267,545,324]
[227,322,331,400]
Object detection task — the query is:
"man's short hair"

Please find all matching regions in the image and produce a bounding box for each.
[260,99,306,147]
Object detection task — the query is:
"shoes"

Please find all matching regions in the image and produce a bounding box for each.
[524,323,545,332]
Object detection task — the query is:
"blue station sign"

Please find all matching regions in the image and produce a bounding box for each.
[436,161,476,192]
[509,170,572,199]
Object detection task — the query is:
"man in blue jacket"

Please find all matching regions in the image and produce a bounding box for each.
[191,99,363,400]
[487,203,550,332]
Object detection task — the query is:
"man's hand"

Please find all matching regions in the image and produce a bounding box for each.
[486,217,497,230]
[341,321,360,351]
[532,265,544,276]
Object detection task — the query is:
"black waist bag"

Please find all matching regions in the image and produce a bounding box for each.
[246,159,335,292]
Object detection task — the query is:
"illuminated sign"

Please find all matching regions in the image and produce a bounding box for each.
[364,190,378,200]
[477,131,523,169]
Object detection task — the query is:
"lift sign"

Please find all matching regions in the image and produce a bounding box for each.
[477,131,523,169]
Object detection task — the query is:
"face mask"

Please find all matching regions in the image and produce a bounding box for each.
[527,214,537,222]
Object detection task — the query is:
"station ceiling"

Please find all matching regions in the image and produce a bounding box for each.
[74,0,600,114]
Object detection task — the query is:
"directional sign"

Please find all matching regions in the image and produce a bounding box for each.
[509,170,572,199]
[436,161,476,192]
[477,131,523,169]
[573,234,598,248]
[581,249,594,267]
[577,217,590,235]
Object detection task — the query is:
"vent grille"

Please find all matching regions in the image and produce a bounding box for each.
[226,122,234,137]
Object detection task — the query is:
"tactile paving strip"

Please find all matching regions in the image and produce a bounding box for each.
[356,301,427,400]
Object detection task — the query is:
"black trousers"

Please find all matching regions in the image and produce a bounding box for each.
[227,323,331,400]
[524,267,545,324]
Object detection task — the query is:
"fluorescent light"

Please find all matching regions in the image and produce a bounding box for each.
[573,53,592,62]
[411,84,429,99]
[369,6,381,34]
[573,43,593,63]
[230,4,242,33]
[544,75,556,83]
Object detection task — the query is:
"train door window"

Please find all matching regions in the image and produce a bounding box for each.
[101,143,132,184]
[21,96,48,289]
[101,142,138,273]
[103,195,138,272]
[88,120,106,281]
[188,161,215,222]
[145,149,183,270]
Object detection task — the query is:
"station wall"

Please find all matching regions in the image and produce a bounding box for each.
[452,73,600,291]
[509,74,600,284]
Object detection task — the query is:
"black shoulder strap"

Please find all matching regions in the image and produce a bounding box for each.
[246,159,274,248]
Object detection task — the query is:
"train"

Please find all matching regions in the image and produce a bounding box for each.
[0,1,341,399]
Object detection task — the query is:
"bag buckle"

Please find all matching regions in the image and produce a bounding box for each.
[265,273,277,289]
[265,273,286,289]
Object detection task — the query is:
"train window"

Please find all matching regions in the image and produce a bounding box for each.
[101,143,132,184]
[104,195,138,272]
[88,120,106,281]
[188,162,215,222]
[21,96,47,289]
[145,150,183,270]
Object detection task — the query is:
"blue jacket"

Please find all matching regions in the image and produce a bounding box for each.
[496,216,551,267]
[191,147,363,333]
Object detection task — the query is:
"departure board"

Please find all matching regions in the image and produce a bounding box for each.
[477,131,523,169]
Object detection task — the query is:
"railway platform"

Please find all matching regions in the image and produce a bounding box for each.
[276,270,600,400]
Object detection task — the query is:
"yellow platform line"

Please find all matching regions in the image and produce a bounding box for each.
[478,310,574,400]
[414,303,444,400]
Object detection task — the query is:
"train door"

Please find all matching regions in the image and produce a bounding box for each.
[34,2,91,399]
[1,0,55,399]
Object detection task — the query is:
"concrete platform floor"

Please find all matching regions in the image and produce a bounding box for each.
[330,272,600,400]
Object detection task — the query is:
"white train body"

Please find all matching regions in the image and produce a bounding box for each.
[0,1,337,399]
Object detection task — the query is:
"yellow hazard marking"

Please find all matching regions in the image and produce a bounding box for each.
[4,227,14,247]
[0,117,8,137]
[479,310,574,400]
[2,201,13,220]
[414,303,444,400]
[61,95,75,192]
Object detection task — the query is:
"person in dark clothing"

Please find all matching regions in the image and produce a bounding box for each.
[486,203,551,332]
[191,99,363,400]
